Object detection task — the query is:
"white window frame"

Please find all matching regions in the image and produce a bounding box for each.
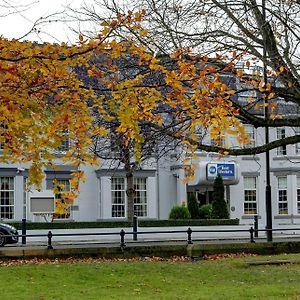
[294,127,300,154]
[211,136,225,148]
[276,128,287,155]
[278,176,288,215]
[56,130,70,153]
[0,124,8,150]
[244,125,255,148]
[243,177,257,215]
[134,178,147,217]
[111,177,126,218]
[297,177,300,214]
[111,177,148,218]
[0,177,14,219]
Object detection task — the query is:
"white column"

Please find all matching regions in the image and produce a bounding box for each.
[176,169,187,205]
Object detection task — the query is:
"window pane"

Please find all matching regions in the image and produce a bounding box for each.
[244,177,257,215]
[297,177,300,188]
[278,177,288,215]
[111,178,125,218]
[244,177,256,189]
[133,177,147,217]
[0,177,14,219]
[278,177,287,189]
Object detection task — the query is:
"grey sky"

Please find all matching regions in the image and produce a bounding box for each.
[0,0,88,43]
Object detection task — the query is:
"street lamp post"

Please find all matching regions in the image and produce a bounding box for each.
[262,0,273,241]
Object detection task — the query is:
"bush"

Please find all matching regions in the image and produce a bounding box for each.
[187,193,200,219]
[212,174,229,219]
[169,203,191,220]
[199,204,213,219]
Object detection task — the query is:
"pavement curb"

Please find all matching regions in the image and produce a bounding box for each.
[2,240,300,259]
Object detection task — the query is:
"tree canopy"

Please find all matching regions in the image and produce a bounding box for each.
[1,2,300,214]
[69,0,300,153]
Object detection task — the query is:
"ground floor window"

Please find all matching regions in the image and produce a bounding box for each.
[278,176,288,214]
[0,177,14,219]
[243,177,257,215]
[111,177,148,218]
[53,179,71,219]
[297,177,300,214]
[111,177,126,218]
[134,178,147,217]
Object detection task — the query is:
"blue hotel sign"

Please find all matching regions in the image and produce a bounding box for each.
[206,163,236,181]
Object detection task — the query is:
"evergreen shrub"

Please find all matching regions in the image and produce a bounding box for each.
[199,204,213,219]
[211,173,229,219]
[187,193,200,219]
[169,204,191,220]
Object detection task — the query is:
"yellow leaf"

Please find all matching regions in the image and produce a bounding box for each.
[268,92,275,99]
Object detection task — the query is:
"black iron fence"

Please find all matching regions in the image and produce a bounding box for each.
[2,225,300,250]
[2,216,300,249]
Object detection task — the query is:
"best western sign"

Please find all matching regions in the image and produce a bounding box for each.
[187,161,239,186]
[207,163,235,181]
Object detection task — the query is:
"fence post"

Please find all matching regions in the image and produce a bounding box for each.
[21,218,26,245]
[133,215,138,241]
[47,231,53,249]
[254,215,258,238]
[249,227,255,243]
[120,229,126,247]
[187,227,193,244]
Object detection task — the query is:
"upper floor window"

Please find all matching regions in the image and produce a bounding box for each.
[278,176,288,215]
[244,125,255,148]
[276,128,287,155]
[56,131,70,152]
[294,127,300,154]
[211,136,225,148]
[0,124,8,150]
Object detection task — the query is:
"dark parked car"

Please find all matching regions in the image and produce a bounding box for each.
[0,223,19,246]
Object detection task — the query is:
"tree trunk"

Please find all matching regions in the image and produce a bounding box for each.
[123,148,135,221]
[126,171,135,220]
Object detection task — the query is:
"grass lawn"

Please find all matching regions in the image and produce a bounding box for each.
[1,254,300,299]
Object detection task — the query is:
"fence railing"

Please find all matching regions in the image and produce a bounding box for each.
[3,225,300,249]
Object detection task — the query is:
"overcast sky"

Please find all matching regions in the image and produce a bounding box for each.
[0,0,89,43]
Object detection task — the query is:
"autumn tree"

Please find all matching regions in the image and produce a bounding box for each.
[69,0,300,155]
[0,11,250,218]
[2,5,299,219]
[80,36,244,219]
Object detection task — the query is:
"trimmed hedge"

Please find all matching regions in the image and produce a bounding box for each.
[8,218,239,230]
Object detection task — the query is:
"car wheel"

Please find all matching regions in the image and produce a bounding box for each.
[0,231,6,247]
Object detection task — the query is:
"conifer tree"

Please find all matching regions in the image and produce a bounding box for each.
[187,193,199,219]
[212,174,229,219]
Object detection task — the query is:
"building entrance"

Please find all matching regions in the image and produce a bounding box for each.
[188,189,214,207]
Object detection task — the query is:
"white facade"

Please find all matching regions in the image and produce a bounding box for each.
[0,126,300,228]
